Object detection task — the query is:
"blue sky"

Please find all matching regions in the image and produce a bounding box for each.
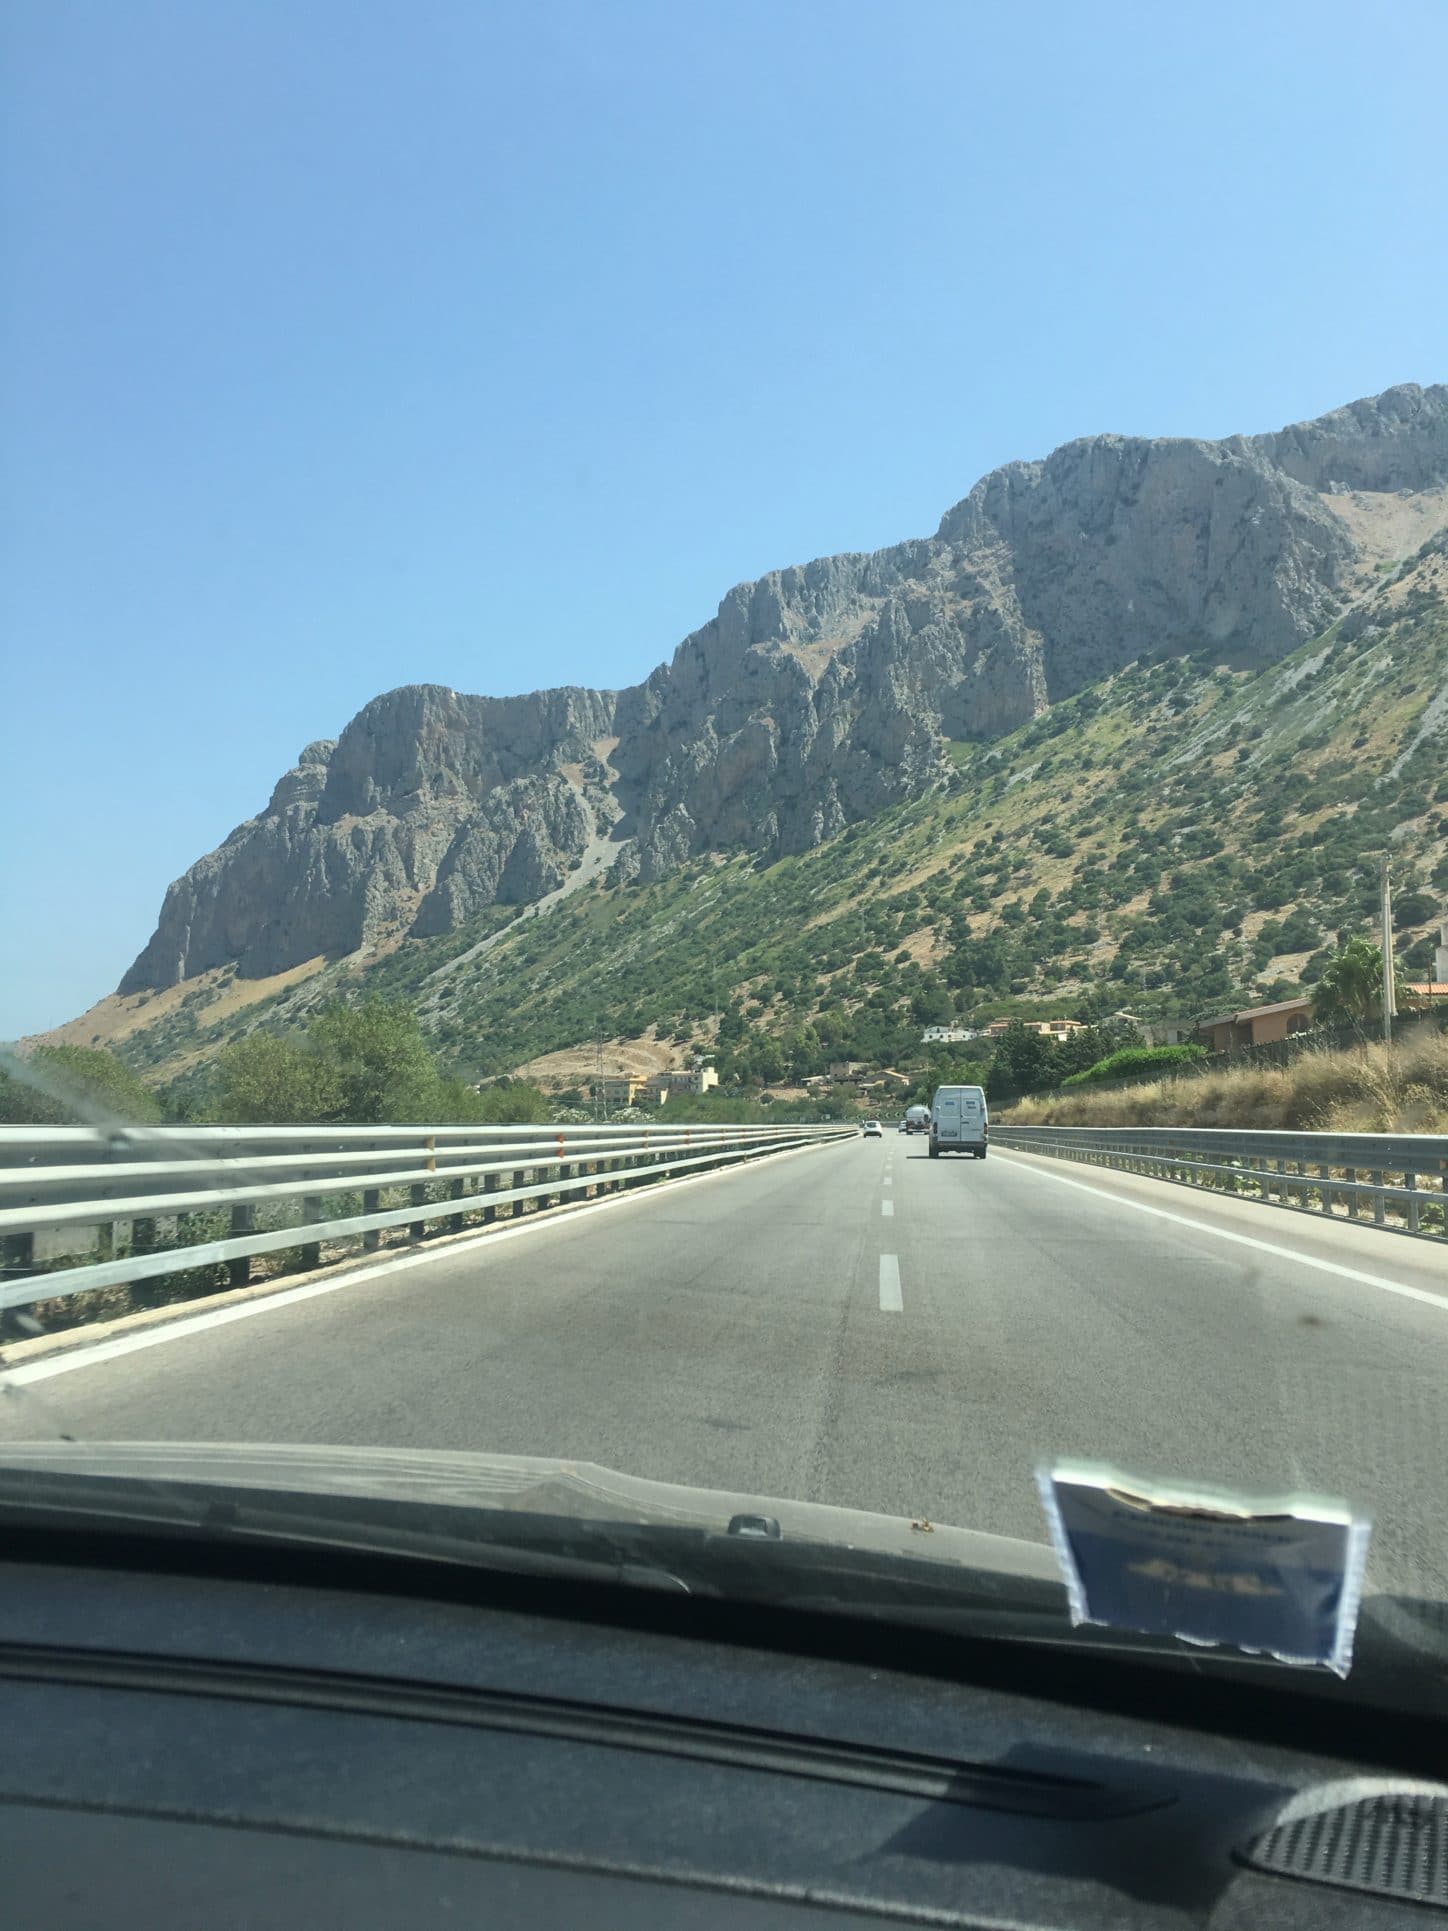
[4,0,1445,1038]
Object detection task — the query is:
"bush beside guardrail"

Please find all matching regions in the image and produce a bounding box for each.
[1061,1044,1208,1088]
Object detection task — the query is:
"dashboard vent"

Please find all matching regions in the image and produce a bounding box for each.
[1242,1782,1448,1909]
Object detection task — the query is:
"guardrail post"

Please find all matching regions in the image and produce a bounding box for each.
[483,1172,499,1224]
[2,1231,35,1282]
[513,1168,525,1216]
[1344,1167,1357,1220]
[1406,1172,1420,1236]
[228,1204,253,1287]
[410,1183,427,1240]
[1371,1172,1385,1226]
[362,1188,381,1253]
[449,1176,465,1234]
[301,1196,322,1271]
[1319,1164,1333,1216]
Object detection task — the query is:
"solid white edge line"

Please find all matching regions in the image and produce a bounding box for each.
[993,1149,1448,1313]
[878,1254,903,1312]
[1,1136,846,1387]
[881,1200,894,1217]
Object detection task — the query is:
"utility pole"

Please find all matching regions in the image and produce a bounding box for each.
[1379,860,1396,1044]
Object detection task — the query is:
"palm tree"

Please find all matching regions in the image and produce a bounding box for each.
[1311,937,1384,1030]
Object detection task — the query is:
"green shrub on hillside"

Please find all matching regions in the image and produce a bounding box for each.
[0,1045,163,1126]
[214,999,547,1124]
[1061,1044,1207,1088]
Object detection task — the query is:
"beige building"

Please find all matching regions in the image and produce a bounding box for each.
[1198,997,1313,1053]
[634,1061,720,1106]
[984,1017,1088,1040]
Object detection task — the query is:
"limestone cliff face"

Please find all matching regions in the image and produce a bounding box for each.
[1235,380,1448,492]
[120,383,1448,989]
[119,688,614,990]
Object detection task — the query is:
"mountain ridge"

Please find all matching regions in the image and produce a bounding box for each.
[42,520,1448,1095]
[115,383,1447,1004]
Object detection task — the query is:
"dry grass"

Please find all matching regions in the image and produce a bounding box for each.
[518,1028,678,1089]
[1005,1028,1448,1134]
[30,955,332,1058]
[1319,483,1448,577]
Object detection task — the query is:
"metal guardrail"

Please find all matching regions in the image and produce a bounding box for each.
[990,1125,1448,1241]
[0,1120,853,1322]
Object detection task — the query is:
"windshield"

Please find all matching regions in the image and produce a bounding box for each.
[4,4,1448,1703]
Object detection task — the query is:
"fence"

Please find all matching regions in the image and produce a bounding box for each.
[0,1119,852,1331]
[989,1124,1447,1241]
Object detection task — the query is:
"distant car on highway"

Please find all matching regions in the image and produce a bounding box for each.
[862,1119,884,1138]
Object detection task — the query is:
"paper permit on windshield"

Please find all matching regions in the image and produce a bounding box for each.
[1036,1462,1371,1676]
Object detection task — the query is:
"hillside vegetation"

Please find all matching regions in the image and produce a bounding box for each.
[49,532,1448,1106]
[1004,1027,1448,1134]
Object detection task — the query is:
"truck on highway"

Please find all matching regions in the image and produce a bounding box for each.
[929,1084,988,1159]
[903,1104,931,1135]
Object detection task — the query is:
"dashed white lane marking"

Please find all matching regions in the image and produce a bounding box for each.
[881,1200,894,1217]
[879,1254,903,1312]
[882,1175,892,1187]
[993,1151,1448,1314]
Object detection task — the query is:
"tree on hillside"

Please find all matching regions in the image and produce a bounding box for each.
[1051,1025,1110,1080]
[473,1078,549,1123]
[986,1022,1055,1101]
[0,1044,162,1126]
[307,999,441,1121]
[214,999,546,1125]
[1311,937,1385,1030]
[910,985,954,1028]
[216,1032,334,1124]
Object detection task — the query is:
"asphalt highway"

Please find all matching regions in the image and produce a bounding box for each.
[6,1132,1448,1599]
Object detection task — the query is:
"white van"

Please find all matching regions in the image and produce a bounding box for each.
[929,1085,988,1159]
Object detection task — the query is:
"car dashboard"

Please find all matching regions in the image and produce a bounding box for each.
[3,1529,1446,1928]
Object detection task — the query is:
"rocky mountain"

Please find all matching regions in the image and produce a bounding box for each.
[120,383,1447,995]
[121,687,617,989]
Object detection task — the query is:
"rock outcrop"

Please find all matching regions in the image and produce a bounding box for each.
[120,687,614,990]
[121,382,1448,990]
